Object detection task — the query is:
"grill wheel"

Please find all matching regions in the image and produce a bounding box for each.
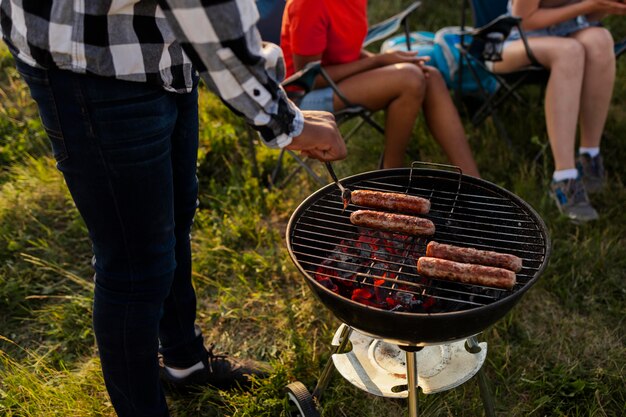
[285,381,320,417]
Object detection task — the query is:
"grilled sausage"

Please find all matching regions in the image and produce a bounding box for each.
[426,241,523,272]
[351,190,431,215]
[417,257,516,289]
[350,210,435,236]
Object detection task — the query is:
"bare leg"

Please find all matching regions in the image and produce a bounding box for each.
[421,67,480,177]
[494,37,585,170]
[333,63,425,168]
[571,27,615,148]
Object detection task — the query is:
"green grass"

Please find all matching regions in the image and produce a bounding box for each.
[1,1,625,416]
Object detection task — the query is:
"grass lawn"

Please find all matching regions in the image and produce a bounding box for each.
[1,1,625,416]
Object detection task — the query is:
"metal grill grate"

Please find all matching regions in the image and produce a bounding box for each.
[289,169,548,314]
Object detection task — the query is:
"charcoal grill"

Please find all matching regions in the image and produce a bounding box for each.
[284,165,550,417]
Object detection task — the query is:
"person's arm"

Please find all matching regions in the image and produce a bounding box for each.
[511,0,626,30]
[360,49,376,59]
[157,0,344,161]
[293,51,428,89]
[293,52,381,88]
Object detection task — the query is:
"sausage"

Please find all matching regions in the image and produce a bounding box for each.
[417,257,516,289]
[426,241,523,272]
[350,210,435,236]
[350,190,431,215]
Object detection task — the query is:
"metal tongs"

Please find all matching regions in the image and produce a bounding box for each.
[325,162,351,212]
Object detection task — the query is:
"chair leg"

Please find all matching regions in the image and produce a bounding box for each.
[270,148,287,187]
[286,150,327,185]
[471,74,530,127]
[272,150,327,189]
[341,118,367,142]
[488,109,513,148]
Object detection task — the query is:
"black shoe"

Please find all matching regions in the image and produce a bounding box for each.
[159,344,271,393]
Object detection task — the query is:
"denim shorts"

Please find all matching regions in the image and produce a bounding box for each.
[506,15,599,46]
[298,87,334,112]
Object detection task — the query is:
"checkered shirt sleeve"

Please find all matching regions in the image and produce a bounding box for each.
[159,0,302,148]
[0,0,303,148]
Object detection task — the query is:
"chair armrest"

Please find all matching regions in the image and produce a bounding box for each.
[282,60,358,109]
[363,1,422,47]
[470,15,541,67]
[472,15,520,40]
[281,61,322,104]
[282,61,322,91]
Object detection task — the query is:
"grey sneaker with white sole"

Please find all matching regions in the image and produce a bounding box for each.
[576,153,605,194]
[549,177,598,224]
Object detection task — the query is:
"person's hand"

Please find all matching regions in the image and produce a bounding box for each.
[420,64,438,79]
[584,0,626,14]
[286,111,347,161]
[375,50,431,68]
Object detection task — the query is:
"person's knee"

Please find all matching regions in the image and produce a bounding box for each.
[579,28,615,65]
[394,63,426,98]
[423,67,447,89]
[550,39,585,74]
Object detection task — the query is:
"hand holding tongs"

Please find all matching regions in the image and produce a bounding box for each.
[325,162,351,211]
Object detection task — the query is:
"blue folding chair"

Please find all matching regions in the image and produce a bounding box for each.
[460,0,626,133]
[455,0,546,144]
[456,0,626,156]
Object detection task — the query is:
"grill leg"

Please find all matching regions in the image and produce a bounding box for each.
[312,324,353,401]
[467,336,496,417]
[402,346,423,417]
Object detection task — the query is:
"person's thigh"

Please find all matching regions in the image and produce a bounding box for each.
[58,75,180,293]
[333,63,425,111]
[494,36,583,73]
[15,60,181,284]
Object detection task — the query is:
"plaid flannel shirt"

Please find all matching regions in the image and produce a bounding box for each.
[0,0,302,148]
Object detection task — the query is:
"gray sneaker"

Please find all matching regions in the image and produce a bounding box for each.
[576,153,605,194]
[549,177,598,224]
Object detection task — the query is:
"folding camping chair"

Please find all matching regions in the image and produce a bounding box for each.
[454,0,547,145]
[257,0,422,188]
[457,0,626,145]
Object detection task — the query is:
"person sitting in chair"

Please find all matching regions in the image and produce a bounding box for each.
[280,0,481,177]
[494,0,626,223]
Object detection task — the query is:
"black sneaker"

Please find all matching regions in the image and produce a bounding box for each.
[576,153,605,194]
[549,177,598,224]
[159,344,271,393]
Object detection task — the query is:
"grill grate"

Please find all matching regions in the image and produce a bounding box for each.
[289,170,548,314]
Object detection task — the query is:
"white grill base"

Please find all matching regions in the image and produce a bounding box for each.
[331,325,487,397]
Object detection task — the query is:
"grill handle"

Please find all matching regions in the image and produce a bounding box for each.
[408,161,462,192]
[408,161,463,217]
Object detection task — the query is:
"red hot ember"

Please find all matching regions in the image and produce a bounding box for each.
[314,230,436,312]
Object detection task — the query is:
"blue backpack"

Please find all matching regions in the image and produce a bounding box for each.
[381,27,498,94]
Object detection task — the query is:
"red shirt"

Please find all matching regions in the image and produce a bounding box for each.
[281,0,368,77]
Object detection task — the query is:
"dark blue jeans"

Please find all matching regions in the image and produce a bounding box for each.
[15,59,207,417]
